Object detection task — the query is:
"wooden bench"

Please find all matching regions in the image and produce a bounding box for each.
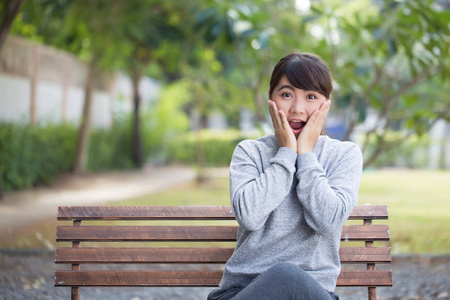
[54,205,392,300]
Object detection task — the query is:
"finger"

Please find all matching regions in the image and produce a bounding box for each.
[268,100,279,127]
[269,100,282,127]
[307,109,320,128]
[316,100,331,123]
[310,101,330,125]
[278,109,290,129]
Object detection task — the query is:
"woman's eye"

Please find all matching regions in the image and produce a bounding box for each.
[282,92,292,98]
[306,94,317,100]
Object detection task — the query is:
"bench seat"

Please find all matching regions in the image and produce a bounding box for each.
[55,205,392,299]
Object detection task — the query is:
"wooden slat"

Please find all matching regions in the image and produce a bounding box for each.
[339,247,391,263]
[55,247,391,264]
[55,270,223,287]
[57,205,388,221]
[56,225,389,242]
[337,270,392,286]
[56,226,239,242]
[55,270,392,287]
[55,248,235,264]
[58,206,235,220]
[348,205,388,220]
[341,225,390,241]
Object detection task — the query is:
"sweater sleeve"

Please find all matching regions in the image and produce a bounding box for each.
[295,144,363,237]
[230,143,298,231]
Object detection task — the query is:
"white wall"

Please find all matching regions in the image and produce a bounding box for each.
[0,36,160,128]
[0,73,31,123]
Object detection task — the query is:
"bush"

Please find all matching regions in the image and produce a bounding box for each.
[167,130,256,167]
[0,119,255,192]
[0,122,77,191]
[88,118,135,171]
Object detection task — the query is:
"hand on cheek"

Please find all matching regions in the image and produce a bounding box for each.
[297,100,331,155]
[268,100,297,152]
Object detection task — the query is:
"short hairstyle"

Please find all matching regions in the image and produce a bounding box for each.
[269,53,332,99]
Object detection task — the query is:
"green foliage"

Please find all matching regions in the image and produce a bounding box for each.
[87,119,134,171]
[167,130,255,167]
[141,81,190,164]
[0,85,192,190]
[359,131,430,169]
[8,0,450,170]
[88,82,191,170]
[0,122,77,191]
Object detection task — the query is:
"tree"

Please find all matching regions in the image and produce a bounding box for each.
[193,1,283,128]
[121,0,186,167]
[0,0,26,54]
[9,0,131,173]
[59,1,134,173]
[10,0,194,171]
[301,0,450,167]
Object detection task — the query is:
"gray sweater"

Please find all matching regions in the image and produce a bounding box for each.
[220,134,363,293]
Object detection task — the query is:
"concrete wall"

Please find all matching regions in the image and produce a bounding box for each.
[0,36,159,128]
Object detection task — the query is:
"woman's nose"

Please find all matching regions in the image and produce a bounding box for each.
[289,99,306,114]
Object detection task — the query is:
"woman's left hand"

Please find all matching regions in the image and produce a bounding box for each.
[297,100,331,155]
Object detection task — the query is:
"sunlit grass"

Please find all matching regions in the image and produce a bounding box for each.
[2,169,449,254]
[357,169,450,254]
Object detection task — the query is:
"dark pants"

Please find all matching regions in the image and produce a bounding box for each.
[208,262,339,300]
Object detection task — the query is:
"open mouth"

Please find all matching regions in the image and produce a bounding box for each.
[289,120,306,135]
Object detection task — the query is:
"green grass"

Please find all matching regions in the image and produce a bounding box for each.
[2,169,449,254]
[112,177,231,207]
[358,169,450,254]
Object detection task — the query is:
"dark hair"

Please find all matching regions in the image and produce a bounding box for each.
[269,53,332,99]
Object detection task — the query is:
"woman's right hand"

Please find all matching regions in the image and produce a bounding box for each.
[268,100,297,152]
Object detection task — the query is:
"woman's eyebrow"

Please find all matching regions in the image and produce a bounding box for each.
[277,85,295,92]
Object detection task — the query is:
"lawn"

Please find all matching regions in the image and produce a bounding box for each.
[357,169,450,254]
[111,169,450,254]
[2,169,450,254]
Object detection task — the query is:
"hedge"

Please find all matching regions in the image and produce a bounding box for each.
[0,122,258,192]
[0,122,77,191]
[167,130,256,167]
[0,120,138,192]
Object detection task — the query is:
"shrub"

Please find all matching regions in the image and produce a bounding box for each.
[88,118,134,171]
[167,130,256,167]
[0,122,77,191]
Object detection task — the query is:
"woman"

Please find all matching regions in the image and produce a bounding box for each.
[208,53,363,300]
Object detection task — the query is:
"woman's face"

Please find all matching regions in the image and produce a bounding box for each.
[270,75,328,138]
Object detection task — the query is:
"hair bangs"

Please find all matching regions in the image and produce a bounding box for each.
[269,53,332,99]
[284,57,331,98]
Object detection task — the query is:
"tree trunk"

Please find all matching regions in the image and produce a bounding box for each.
[343,95,358,141]
[0,167,3,200]
[194,108,208,184]
[439,122,448,170]
[131,71,143,168]
[73,61,96,174]
[0,0,26,55]
[195,128,208,184]
[363,135,386,168]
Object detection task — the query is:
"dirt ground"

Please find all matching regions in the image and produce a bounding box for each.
[0,251,449,300]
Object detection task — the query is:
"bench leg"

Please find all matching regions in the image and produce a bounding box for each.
[71,220,81,300]
[368,287,377,300]
[71,287,79,300]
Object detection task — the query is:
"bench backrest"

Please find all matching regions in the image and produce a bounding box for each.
[55,205,392,300]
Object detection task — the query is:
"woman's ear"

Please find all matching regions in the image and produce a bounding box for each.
[268,90,271,100]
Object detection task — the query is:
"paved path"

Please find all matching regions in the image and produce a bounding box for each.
[0,166,197,231]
